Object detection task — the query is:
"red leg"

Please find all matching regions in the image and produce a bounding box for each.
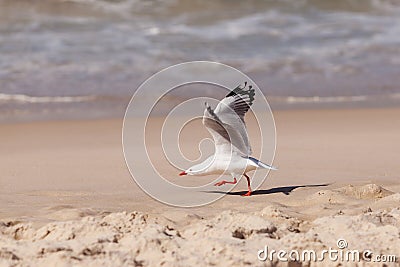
[241,174,252,196]
[214,177,237,186]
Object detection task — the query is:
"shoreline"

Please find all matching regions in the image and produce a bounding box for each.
[1,100,399,125]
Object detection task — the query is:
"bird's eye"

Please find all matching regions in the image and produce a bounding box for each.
[189,169,192,171]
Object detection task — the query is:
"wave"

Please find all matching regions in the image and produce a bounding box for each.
[285,95,368,103]
[270,93,400,104]
[55,0,400,15]
[0,93,97,104]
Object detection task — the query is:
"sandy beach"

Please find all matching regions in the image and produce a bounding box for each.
[0,107,399,266]
[1,0,400,265]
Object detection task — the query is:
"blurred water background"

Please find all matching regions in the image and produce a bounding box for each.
[1,0,400,122]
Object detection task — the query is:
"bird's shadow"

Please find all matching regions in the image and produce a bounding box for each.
[204,183,330,196]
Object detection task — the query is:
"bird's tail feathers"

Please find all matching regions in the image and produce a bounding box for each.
[247,156,278,170]
[258,161,278,170]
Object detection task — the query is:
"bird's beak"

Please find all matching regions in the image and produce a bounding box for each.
[179,171,187,176]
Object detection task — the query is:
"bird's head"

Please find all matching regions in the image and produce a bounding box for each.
[179,160,212,176]
[179,156,214,176]
[179,166,198,176]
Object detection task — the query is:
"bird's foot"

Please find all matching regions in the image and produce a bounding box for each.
[214,181,226,186]
[241,191,252,197]
[214,178,237,187]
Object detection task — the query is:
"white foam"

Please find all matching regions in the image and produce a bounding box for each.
[272,93,400,104]
[286,95,367,103]
[0,93,96,104]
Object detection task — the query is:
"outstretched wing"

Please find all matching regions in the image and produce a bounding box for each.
[219,82,255,122]
[203,82,255,156]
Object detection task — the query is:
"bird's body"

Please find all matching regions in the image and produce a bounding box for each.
[184,154,257,176]
[179,82,277,196]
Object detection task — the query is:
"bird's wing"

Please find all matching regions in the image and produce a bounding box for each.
[216,82,255,123]
[203,103,232,156]
[203,82,255,156]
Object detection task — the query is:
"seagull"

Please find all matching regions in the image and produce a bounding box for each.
[179,82,277,196]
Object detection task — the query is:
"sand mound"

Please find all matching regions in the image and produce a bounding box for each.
[338,184,393,199]
[310,208,400,253]
[1,206,399,267]
[1,184,399,267]
[307,184,393,205]
[0,211,183,267]
[0,211,279,266]
[185,210,277,239]
[306,189,353,204]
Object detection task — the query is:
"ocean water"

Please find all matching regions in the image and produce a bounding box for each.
[0,0,400,122]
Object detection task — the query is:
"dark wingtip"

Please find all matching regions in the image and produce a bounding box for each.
[226,81,253,98]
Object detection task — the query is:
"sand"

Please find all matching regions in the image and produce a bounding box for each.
[1,108,400,266]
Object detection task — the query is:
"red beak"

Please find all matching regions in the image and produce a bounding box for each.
[179,171,187,176]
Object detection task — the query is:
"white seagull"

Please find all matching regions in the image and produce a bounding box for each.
[179,82,277,196]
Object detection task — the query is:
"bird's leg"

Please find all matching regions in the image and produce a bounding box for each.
[241,174,252,196]
[214,177,237,187]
